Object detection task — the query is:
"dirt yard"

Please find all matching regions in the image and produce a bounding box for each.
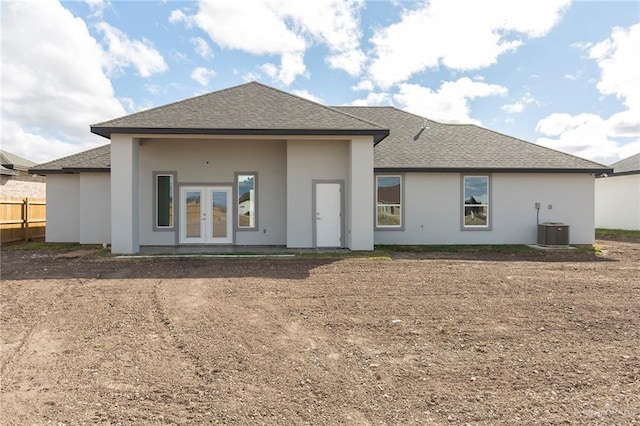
[1,240,639,425]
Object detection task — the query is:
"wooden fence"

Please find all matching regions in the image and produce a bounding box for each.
[0,197,46,243]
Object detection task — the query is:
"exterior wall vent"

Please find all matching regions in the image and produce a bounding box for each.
[537,223,570,246]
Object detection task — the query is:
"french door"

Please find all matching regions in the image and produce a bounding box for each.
[179,186,233,244]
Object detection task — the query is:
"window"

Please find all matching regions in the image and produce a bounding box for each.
[155,173,174,229]
[463,175,490,229]
[237,173,257,229]
[376,175,402,228]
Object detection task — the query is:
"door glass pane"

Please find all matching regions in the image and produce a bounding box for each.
[186,191,201,238]
[211,191,228,238]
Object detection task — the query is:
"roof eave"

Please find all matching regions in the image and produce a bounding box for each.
[91,127,389,143]
[374,167,613,174]
[28,167,110,176]
[601,170,640,177]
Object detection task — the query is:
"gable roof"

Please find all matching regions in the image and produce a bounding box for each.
[91,81,389,143]
[1,150,36,175]
[29,144,110,175]
[335,106,610,173]
[610,152,640,175]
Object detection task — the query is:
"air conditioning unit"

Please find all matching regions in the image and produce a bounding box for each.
[537,223,570,246]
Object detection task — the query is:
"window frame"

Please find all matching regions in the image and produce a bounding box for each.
[153,171,176,231]
[235,172,258,231]
[375,174,404,230]
[461,174,492,231]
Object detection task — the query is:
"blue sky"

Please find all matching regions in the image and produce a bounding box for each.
[2,0,639,165]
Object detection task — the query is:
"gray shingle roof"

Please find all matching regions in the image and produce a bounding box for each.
[335,106,610,172]
[92,81,388,143]
[33,88,614,175]
[610,152,640,174]
[0,150,36,170]
[29,144,110,174]
[0,165,19,176]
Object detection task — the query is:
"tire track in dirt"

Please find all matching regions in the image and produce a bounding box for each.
[0,282,24,374]
[150,281,215,383]
[0,316,40,378]
[0,279,80,385]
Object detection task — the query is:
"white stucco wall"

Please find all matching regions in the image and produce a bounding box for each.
[111,135,139,253]
[79,173,111,244]
[347,137,374,250]
[595,174,640,230]
[287,139,348,248]
[375,172,596,245]
[45,174,79,242]
[138,138,287,246]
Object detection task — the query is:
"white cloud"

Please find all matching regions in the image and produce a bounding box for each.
[169,9,187,24]
[501,102,524,114]
[170,0,365,85]
[564,71,582,80]
[1,0,125,163]
[191,36,214,60]
[84,0,108,18]
[145,84,161,95]
[190,67,217,86]
[242,71,262,82]
[1,120,89,166]
[589,24,640,111]
[278,53,308,85]
[570,41,592,50]
[260,63,279,79]
[536,112,640,164]
[608,110,640,137]
[352,80,374,91]
[536,113,640,164]
[501,91,540,114]
[117,97,138,112]
[394,77,508,124]
[96,22,168,77]
[349,92,393,106]
[171,50,189,62]
[536,23,640,163]
[291,89,324,104]
[326,49,366,76]
[368,0,570,88]
[537,113,597,137]
[260,54,307,86]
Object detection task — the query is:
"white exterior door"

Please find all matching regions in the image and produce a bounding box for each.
[180,186,232,244]
[315,182,342,247]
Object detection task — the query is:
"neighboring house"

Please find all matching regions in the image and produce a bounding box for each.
[1,150,46,199]
[30,82,610,253]
[595,152,640,230]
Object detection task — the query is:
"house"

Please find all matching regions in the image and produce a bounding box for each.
[595,152,640,230]
[1,150,46,199]
[30,82,610,253]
